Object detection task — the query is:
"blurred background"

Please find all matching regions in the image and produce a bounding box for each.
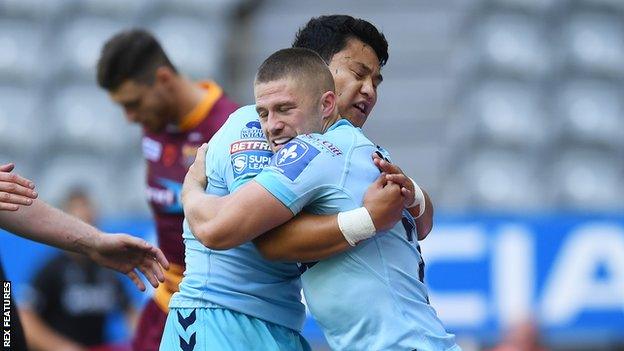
[0,0,623,350]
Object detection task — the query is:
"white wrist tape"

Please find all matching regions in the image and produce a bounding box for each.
[337,207,377,246]
[407,177,426,218]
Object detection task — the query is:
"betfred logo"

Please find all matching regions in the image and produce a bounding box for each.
[230,140,271,154]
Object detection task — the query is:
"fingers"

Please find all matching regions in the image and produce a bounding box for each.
[127,270,146,291]
[149,258,166,283]
[372,155,403,176]
[149,246,170,270]
[0,203,19,211]
[0,170,36,190]
[0,169,38,208]
[385,173,411,189]
[371,172,388,188]
[0,192,36,208]
[137,263,160,289]
[401,187,413,199]
[126,236,169,272]
[192,143,208,170]
[196,143,208,161]
[0,163,14,172]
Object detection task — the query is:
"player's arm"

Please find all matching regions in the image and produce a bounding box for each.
[373,153,434,240]
[189,179,295,250]
[0,200,169,291]
[253,174,404,262]
[0,163,38,211]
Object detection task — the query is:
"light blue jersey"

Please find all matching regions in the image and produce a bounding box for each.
[254,119,460,351]
[169,105,306,332]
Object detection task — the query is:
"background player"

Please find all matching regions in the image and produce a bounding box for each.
[96,29,239,351]
[183,48,459,350]
[0,164,168,351]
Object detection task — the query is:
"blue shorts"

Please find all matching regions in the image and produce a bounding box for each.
[160,307,311,351]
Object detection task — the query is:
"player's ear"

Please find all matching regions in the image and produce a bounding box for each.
[320,90,336,119]
[154,66,174,86]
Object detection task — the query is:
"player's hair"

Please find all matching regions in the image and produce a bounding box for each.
[292,15,389,67]
[97,28,177,91]
[255,48,335,95]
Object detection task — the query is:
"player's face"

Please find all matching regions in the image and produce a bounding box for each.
[328,38,382,127]
[255,77,323,152]
[109,80,172,133]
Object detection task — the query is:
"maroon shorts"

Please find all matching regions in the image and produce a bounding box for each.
[131,299,168,351]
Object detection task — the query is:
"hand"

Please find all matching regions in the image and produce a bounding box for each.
[87,233,170,291]
[0,163,38,211]
[182,143,209,203]
[187,143,209,189]
[372,153,415,208]
[363,173,405,232]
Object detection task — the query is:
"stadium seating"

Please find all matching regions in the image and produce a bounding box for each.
[50,83,141,155]
[0,85,45,156]
[149,16,224,81]
[560,10,624,76]
[56,16,130,80]
[0,20,45,83]
[0,0,622,216]
[550,148,624,210]
[555,78,624,147]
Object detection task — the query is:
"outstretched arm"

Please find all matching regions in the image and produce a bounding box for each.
[0,199,169,291]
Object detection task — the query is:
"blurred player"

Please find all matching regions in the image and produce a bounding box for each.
[182,48,459,350]
[96,29,238,351]
[19,188,138,351]
[0,164,168,351]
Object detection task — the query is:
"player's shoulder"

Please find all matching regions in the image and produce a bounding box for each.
[301,118,372,154]
[210,105,260,141]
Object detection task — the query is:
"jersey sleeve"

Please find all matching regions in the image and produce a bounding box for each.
[253,136,339,215]
[205,105,272,193]
[205,124,229,196]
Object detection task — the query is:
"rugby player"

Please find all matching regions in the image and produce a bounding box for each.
[96,29,239,351]
[183,48,459,350]
[0,163,169,351]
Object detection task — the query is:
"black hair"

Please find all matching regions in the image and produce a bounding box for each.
[292,15,389,67]
[97,28,177,91]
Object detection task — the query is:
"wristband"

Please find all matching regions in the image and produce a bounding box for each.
[337,207,377,246]
[407,177,426,218]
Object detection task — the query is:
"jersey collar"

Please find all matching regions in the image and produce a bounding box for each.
[178,81,223,132]
[327,118,353,132]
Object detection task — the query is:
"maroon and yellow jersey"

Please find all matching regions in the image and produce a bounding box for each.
[141,81,238,310]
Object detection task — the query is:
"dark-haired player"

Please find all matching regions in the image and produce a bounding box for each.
[96,29,238,351]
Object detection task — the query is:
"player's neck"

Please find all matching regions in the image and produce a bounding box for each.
[322,113,341,133]
[173,78,206,124]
